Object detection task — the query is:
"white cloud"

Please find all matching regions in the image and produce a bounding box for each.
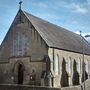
[65,3,88,14]
[35,13,62,21]
[30,2,48,8]
[59,1,88,14]
[0,38,3,45]
[71,20,78,24]
[87,0,90,5]
[38,3,48,8]
[0,40,1,45]
[72,4,88,14]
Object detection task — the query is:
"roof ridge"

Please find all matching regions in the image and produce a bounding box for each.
[23,11,83,38]
[22,10,90,55]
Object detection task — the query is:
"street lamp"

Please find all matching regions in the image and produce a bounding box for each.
[80,32,90,90]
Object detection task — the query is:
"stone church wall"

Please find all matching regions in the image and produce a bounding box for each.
[0,57,46,84]
[0,11,48,85]
[0,10,90,88]
[0,10,48,62]
[48,48,90,87]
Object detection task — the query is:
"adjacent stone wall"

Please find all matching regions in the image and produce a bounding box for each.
[61,86,81,90]
[48,48,90,87]
[0,84,60,90]
[0,84,86,90]
[61,79,90,90]
[0,79,90,90]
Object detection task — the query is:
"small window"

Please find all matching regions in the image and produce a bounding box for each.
[24,33,29,55]
[18,32,22,51]
[13,38,17,56]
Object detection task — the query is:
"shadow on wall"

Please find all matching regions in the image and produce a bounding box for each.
[72,60,79,85]
[61,58,69,87]
[61,79,90,90]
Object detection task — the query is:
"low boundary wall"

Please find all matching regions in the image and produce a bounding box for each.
[0,79,90,90]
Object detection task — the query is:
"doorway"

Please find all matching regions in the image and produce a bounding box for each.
[17,63,24,84]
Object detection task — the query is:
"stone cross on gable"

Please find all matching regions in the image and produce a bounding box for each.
[19,0,23,10]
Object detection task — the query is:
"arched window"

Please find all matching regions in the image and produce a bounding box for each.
[13,38,17,56]
[24,33,29,55]
[72,60,79,85]
[18,32,22,51]
[61,58,69,87]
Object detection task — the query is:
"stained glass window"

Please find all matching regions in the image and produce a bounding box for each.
[13,38,17,56]
[18,32,22,51]
[24,33,29,55]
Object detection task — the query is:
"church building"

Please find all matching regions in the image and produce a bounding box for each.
[0,3,90,87]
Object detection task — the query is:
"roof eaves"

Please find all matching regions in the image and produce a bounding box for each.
[49,46,90,56]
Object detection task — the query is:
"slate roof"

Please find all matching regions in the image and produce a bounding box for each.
[23,10,90,55]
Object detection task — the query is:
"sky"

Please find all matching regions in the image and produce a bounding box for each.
[0,0,90,44]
